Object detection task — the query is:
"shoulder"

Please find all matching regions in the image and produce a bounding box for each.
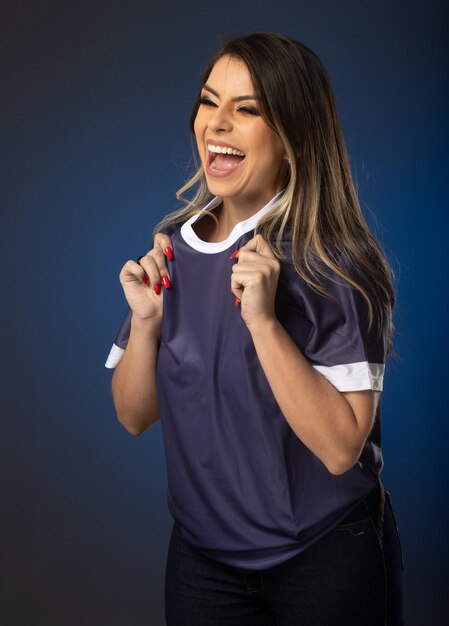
[276,233,386,338]
[278,230,372,294]
[158,220,183,238]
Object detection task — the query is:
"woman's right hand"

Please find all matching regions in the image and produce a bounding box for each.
[118,234,174,323]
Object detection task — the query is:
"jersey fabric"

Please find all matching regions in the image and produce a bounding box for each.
[105,190,387,570]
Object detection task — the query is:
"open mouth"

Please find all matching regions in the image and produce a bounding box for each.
[207,144,246,174]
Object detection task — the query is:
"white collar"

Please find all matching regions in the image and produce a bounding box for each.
[180,189,285,254]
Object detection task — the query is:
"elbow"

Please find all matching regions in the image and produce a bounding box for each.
[323,433,367,475]
[116,411,158,437]
[120,421,145,437]
[324,450,360,476]
[326,460,355,476]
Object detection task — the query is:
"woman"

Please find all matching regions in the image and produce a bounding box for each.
[106,32,404,625]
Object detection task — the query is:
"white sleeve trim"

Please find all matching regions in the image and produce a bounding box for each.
[105,343,125,369]
[312,361,385,391]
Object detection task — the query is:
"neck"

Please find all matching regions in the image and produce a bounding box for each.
[192,186,284,244]
[218,187,282,233]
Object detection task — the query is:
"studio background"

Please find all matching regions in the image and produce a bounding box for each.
[1,1,447,624]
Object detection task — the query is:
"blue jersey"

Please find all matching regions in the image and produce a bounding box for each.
[106,191,387,570]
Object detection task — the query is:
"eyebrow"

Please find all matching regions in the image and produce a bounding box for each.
[201,84,258,102]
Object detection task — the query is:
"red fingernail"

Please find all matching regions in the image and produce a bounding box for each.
[229,249,239,259]
[234,296,241,306]
[164,246,174,260]
[142,275,148,284]
[153,283,161,295]
[161,275,171,289]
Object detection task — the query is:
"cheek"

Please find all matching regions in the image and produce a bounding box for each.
[256,140,284,171]
[251,147,285,183]
[250,125,282,163]
[264,133,285,168]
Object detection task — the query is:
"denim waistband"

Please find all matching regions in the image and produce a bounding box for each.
[338,478,385,538]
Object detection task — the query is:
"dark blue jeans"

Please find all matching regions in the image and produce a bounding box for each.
[165,480,404,625]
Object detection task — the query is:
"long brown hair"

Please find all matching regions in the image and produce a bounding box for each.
[154,32,396,354]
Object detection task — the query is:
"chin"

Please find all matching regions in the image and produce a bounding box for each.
[203,175,232,195]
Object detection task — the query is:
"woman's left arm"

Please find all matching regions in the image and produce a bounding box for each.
[230,235,380,476]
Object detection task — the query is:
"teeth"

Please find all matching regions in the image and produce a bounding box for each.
[207,144,245,157]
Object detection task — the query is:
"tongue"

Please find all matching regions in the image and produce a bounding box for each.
[213,153,244,170]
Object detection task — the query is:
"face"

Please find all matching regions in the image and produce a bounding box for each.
[193,55,287,210]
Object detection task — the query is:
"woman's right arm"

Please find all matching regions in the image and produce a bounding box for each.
[111,236,173,436]
[111,316,161,435]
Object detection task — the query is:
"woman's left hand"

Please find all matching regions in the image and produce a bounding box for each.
[230,234,280,330]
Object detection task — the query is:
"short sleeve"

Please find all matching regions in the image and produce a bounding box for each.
[284,265,387,392]
[104,307,132,369]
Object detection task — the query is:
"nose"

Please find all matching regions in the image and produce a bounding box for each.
[207,104,233,132]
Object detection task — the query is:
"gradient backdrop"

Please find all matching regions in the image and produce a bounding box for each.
[1,1,448,624]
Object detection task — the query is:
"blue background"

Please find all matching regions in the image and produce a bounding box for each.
[1,1,448,624]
